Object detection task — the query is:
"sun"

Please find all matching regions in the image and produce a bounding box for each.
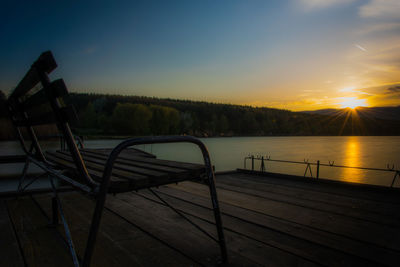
[339,97,368,109]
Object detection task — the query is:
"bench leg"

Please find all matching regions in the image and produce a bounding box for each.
[49,176,80,267]
[206,171,228,264]
[82,191,108,267]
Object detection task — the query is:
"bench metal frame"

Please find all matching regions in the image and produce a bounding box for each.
[6,51,227,266]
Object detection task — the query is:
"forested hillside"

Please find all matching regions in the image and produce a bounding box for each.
[66,93,400,137]
[0,91,399,140]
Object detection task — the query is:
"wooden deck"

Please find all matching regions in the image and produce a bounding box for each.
[1,171,400,266]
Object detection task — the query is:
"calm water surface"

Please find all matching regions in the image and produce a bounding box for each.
[1,136,399,187]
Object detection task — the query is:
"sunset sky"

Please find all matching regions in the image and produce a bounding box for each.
[1,0,399,111]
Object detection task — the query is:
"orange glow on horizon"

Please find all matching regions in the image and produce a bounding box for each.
[339,97,368,109]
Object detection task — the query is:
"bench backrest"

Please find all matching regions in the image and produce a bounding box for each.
[6,51,95,187]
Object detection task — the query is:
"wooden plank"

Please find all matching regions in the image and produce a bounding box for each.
[106,192,280,266]
[8,67,40,100]
[238,170,400,204]
[9,51,57,100]
[33,193,199,267]
[83,148,156,158]
[80,150,195,174]
[118,148,156,158]
[155,183,400,266]
[166,205,320,266]
[20,79,68,110]
[47,150,148,181]
[47,151,202,192]
[172,181,400,251]
[135,190,378,266]
[45,152,150,191]
[215,178,400,227]
[82,148,205,170]
[6,197,73,267]
[0,155,26,163]
[56,150,204,187]
[218,173,400,219]
[57,150,169,178]
[0,186,74,198]
[0,200,25,267]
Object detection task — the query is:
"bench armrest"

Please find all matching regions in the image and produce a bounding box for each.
[98,135,214,194]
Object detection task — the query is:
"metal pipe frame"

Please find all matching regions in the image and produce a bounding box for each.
[244,155,399,172]
[244,155,400,186]
[82,135,228,267]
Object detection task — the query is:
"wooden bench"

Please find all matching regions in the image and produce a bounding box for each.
[6,51,227,266]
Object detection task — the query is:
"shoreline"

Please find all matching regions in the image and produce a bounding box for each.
[1,134,400,142]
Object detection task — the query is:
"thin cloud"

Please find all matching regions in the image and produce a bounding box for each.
[352,83,400,107]
[359,0,400,19]
[297,0,355,11]
[358,91,374,96]
[303,89,322,92]
[354,44,367,52]
[386,86,400,94]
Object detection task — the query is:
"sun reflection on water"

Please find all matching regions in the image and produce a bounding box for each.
[341,137,363,183]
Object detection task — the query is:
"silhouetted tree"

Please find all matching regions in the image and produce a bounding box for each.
[79,102,97,129]
[112,103,152,135]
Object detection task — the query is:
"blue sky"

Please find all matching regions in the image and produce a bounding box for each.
[1,0,399,110]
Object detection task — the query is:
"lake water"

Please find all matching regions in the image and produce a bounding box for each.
[1,136,399,188]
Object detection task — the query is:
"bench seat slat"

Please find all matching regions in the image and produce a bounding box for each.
[46,152,150,192]
[46,150,204,192]
[57,150,169,178]
[9,68,41,100]
[9,51,57,100]
[20,79,68,110]
[82,148,156,158]
[46,151,149,180]
[81,148,205,170]
[79,150,190,174]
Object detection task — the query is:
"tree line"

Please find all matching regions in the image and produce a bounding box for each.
[67,93,400,137]
[0,90,399,140]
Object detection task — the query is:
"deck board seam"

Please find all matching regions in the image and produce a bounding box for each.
[103,203,205,267]
[224,199,400,253]
[216,180,400,219]
[221,175,400,206]
[216,184,400,228]
[133,191,331,267]
[234,175,400,204]
[151,188,400,255]
[137,190,387,266]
